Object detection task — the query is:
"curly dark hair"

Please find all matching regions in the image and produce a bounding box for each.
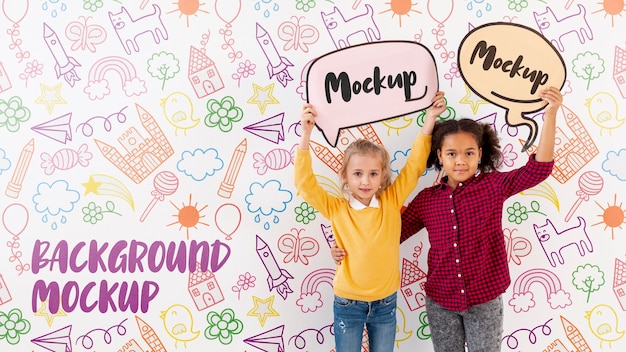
[426,118,501,173]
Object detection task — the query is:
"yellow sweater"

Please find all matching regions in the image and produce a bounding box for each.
[294,133,431,301]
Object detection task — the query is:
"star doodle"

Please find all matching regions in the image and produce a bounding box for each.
[247,295,280,327]
[247,83,280,115]
[34,299,67,327]
[459,84,490,115]
[35,83,67,114]
[82,175,103,195]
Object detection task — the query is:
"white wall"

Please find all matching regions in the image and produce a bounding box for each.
[0,0,624,351]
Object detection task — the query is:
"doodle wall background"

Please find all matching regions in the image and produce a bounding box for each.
[0,0,624,351]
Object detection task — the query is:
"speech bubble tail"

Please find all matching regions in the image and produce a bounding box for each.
[520,116,539,153]
[320,125,340,148]
[520,134,535,153]
[505,109,538,153]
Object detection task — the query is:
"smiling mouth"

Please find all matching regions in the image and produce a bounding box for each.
[491,91,543,104]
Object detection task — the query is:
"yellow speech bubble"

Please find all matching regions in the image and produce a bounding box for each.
[458,22,566,151]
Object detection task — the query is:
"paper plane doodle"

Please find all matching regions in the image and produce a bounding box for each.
[244,113,285,144]
[244,324,285,352]
[31,113,73,144]
[31,325,73,352]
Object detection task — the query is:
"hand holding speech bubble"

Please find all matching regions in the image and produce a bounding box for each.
[306,41,439,147]
[458,22,566,152]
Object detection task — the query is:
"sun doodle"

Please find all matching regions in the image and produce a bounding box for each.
[593,193,626,240]
[168,193,209,239]
[592,0,625,27]
[380,0,421,27]
[167,0,210,27]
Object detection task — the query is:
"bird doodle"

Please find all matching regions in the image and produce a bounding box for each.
[585,304,625,348]
[160,304,201,348]
[161,91,200,136]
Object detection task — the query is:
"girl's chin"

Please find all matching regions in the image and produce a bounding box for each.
[354,195,373,203]
[450,175,471,183]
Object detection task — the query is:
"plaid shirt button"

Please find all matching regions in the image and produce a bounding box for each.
[400,154,554,311]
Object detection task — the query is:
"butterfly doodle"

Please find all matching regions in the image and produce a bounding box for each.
[278,16,319,53]
[504,228,532,265]
[66,16,107,53]
[278,228,319,265]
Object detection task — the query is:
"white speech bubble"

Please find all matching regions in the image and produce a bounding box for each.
[306,41,439,147]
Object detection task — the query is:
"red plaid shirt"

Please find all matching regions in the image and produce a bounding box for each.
[400,155,554,311]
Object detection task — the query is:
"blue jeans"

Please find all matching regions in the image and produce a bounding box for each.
[333,292,397,352]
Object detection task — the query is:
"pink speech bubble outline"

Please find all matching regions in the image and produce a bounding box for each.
[458,22,566,152]
[306,40,439,147]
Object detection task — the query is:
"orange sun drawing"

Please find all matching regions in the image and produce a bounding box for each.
[168,193,209,239]
[167,0,210,27]
[593,193,625,239]
[592,0,625,27]
[380,0,421,27]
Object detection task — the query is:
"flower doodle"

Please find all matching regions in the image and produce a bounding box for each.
[0,308,31,345]
[294,201,316,224]
[204,96,244,132]
[0,97,31,133]
[204,308,243,345]
[232,272,257,299]
[507,202,529,224]
[82,201,120,224]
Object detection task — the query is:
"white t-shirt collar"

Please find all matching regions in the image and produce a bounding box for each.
[349,194,380,210]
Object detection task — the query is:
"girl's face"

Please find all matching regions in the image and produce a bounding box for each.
[343,153,383,206]
[437,132,482,190]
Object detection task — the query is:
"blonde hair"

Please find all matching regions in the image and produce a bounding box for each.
[339,139,392,197]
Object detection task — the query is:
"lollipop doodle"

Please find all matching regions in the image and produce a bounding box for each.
[140,171,179,222]
[564,171,603,222]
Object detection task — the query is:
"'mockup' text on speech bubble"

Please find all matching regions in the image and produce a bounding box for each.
[306,41,439,147]
[458,22,566,152]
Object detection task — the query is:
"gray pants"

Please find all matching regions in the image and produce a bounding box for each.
[426,295,503,352]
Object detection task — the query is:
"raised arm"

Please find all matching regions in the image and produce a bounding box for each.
[535,86,563,162]
[299,103,316,150]
[422,91,446,136]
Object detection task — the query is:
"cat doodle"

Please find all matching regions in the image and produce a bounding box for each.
[534,216,593,267]
[109,4,168,55]
[533,4,593,52]
[321,4,380,50]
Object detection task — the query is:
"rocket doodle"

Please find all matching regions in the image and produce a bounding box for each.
[43,23,81,87]
[256,235,294,300]
[256,23,293,87]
